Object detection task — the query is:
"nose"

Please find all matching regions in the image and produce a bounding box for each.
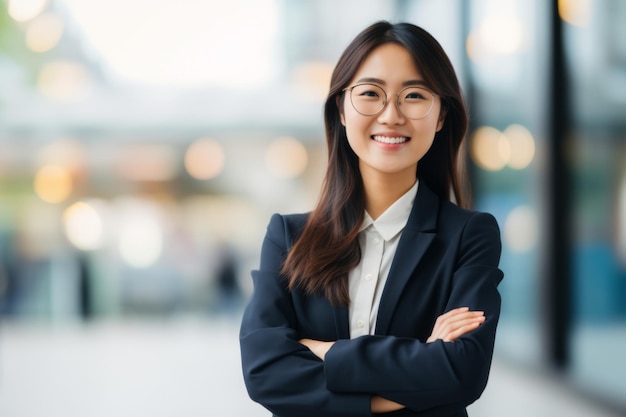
[377,97,405,124]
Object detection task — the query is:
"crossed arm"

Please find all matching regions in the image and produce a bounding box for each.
[300,307,486,413]
[240,212,503,416]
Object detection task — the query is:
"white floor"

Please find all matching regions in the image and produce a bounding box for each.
[0,317,622,417]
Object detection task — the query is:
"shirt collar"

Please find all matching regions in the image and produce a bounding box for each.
[360,180,419,241]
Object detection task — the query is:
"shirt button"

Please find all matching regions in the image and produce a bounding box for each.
[357,320,365,328]
[364,274,373,281]
[373,237,380,244]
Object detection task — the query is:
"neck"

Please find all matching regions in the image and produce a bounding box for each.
[361,169,417,220]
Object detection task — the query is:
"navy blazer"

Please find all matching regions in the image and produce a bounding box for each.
[239,184,503,417]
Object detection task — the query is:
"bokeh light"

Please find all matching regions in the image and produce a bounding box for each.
[184,138,225,180]
[116,144,179,182]
[470,126,511,171]
[470,124,535,171]
[503,124,536,169]
[33,164,73,204]
[117,200,163,268]
[59,0,280,87]
[265,136,308,179]
[7,0,48,22]
[480,15,524,55]
[25,12,64,53]
[63,200,104,251]
[37,60,91,102]
[559,0,591,27]
[504,205,539,253]
[467,12,525,63]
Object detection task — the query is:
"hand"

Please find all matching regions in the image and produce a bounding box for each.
[427,307,485,343]
[299,338,335,361]
[300,340,406,413]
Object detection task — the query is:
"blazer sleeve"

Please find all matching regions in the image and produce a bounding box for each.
[239,214,372,417]
[324,212,504,413]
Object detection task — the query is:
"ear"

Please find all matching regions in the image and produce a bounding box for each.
[337,95,346,126]
[436,106,447,132]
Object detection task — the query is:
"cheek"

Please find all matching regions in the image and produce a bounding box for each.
[417,104,445,134]
[343,119,371,156]
[342,101,369,129]
[343,113,370,143]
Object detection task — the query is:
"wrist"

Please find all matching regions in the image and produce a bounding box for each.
[319,341,334,360]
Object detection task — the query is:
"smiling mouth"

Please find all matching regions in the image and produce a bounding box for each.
[372,135,409,144]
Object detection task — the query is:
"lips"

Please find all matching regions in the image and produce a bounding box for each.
[372,135,409,144]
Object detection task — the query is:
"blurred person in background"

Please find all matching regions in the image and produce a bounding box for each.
[240,21,503,417]
[212,241,243,315]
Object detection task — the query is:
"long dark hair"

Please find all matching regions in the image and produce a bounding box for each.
[282,21,469,306]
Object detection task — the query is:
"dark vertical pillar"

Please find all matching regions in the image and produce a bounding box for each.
[546,0,571,370]
[78,253,93,320]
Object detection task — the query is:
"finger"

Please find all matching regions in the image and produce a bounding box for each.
[444,314,485,332]
[443,309,483,319]
[428,309,485,343]
[438,307,470,320]
[441,316,485,340]
[443,319,484,342]
[438,311,484,328]
[434,312,483,334]
[433,308,469,330]
[436,309,481,327]
[434,315,485,341]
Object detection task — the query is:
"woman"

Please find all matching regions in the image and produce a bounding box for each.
[240,21,503,417]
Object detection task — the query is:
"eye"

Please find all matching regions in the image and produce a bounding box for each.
[351,84,385,100]
[405,92,425,99]
[358,89,381,98]
[403,89,428,101]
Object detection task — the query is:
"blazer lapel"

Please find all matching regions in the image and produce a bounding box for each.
[332,306,350,339]
[374,183,439,335]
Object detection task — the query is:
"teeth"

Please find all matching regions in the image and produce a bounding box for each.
[372,135,408,144]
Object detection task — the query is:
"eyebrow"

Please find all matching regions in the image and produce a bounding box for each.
[354,77,429,87]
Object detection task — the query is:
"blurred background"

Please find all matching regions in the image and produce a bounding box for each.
[0,0,625,416]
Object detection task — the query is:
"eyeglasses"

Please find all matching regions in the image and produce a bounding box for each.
[343,83,436,120]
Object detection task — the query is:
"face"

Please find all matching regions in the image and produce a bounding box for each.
[340,43,445,183]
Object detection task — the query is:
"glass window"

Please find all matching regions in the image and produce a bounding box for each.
[564,0,626,407]
[465,0,549,365]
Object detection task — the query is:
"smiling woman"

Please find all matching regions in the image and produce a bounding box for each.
[239,21,503,417]
[57,0,281,87]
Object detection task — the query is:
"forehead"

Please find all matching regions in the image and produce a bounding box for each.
[351,43,423,84]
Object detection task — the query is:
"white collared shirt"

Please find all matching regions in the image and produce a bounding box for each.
[348,180,418,339]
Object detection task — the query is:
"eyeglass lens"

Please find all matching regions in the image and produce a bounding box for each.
[349,83,435,119]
